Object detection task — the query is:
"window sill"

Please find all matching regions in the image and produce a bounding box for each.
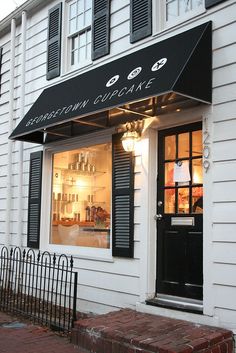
[61,61,93,81]
[44,242,113,262]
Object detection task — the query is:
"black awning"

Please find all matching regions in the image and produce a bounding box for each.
[10,21,212,144]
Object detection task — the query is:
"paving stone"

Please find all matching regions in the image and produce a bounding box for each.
[0,311,85,353]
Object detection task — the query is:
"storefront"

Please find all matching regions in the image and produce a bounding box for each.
[9,21,212,310]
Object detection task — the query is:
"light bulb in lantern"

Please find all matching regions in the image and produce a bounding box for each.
[121,130,140,152]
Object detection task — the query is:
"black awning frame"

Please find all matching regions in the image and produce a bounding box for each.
[10,21,212,144]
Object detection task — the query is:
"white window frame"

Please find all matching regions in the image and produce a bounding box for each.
[40,131,113,260]
[154,0,205,33]
[64,0,92,73]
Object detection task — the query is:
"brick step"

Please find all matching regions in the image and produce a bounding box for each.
[71,309,234,353]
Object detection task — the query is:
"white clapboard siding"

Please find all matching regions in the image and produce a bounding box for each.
[212,140,236,162]
[213,83,236,105]
[213,63,236,89]
[110,0,130,55]
[111,0,129,13]
[74,257,140,277]
[211,101,236,122]
[213,223,236,242]
[213,263,236,286]
[213,181,236,202]
[110,20,130,44]
[213,21,236,51]
[213,43,236,70]
[213,203,236,223]
[213,285,236,311]
[214,119,236,142]
[77,284,139,309]
[110,5,129,29]
[77,269,139,295]
[214,307,236,328]
[77,298,120,315]
[213,242,236,264]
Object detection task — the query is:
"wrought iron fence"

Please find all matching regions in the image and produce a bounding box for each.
[0,247,78,333]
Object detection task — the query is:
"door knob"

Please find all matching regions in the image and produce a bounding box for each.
[154,214,163,221]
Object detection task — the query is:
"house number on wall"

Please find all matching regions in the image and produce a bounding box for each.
[203,117,210,173]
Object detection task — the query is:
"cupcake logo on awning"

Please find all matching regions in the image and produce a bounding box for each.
[105,58,167,87]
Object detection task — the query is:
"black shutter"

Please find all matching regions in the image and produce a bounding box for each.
[92,0,110,60]
[46,3,62,80]
[0,47,2,97]
[27,151,43,249]
[130,0,152,43]
[205,0,226,9]
[112,134,134,258]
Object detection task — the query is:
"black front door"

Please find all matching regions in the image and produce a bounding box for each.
[156,122,203,300]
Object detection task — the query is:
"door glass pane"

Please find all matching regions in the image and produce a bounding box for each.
[192,187,203,213]
[177,188,189,214]
[165,162,175,186]
[164,189,175,213]
[178,132,189,158]
[165,135,176,160]
[192,158,203,184]
[192,130,202,156]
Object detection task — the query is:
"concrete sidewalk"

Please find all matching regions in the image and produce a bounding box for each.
[0,311,84,353]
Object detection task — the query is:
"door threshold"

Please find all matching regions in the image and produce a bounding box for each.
[146,294,203,314]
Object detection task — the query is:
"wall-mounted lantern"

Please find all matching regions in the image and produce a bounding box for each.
[121,121,143,152]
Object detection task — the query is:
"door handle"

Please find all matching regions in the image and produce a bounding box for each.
[154,214,163,221]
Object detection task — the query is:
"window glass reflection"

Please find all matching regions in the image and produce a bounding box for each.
[164,189,175,213]
[165,162,175,186]
[178,132,189,158]
[165,135,176,160]
[192,187,203,213]
[192,158,203,184]
[192,130,202,156]
[177,188,189,214]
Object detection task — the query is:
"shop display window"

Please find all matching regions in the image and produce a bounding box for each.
[50,143,111,248]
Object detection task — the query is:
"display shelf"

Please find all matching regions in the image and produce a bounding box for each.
[55,167,106,177]
[53,184,106,191]
[52,199,107,205]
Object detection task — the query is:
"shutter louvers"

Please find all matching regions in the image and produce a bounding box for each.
[205,0,226,8]
[130,0,152,43]
[46,3,62,80]
[92,0,110,60]
[27,151,43,249]
[112,134,134,258]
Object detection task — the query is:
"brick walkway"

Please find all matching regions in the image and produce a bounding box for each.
[0,312,84,353]
[72,309,234,353]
